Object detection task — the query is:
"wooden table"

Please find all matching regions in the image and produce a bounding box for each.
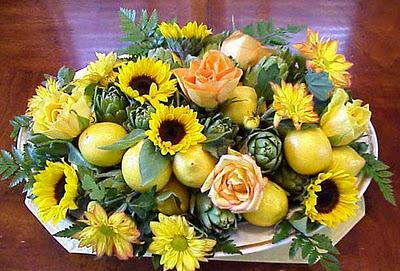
[0,0,399,270]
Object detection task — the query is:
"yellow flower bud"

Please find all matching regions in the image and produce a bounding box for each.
[221,31,272,70]
[320,89,371,146]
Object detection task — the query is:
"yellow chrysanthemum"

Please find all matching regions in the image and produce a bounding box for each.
[32,161,79,224]
[304,170,359,228]
[293,29,353,88]
[146,104,206,155]
[159,21,212,40]
[181,21,212,40]
[115,57,177,107]
[76,201,141,260]
[26,77,60,116]
[271,81,319,130]
[159,22,183,39]
[74,52,122,88]
[149,214,216,271]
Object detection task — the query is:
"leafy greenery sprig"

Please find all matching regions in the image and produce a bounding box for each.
[119,8,163,56]
[242,20,304,46]
[10,115,31,139]
[351,141,396,206]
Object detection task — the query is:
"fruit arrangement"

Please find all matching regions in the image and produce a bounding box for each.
[1,8,396,271]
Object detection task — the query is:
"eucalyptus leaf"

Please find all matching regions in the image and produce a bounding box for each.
[138,139,170,187]
[305,72,333,101]
[98,129,146,151]
[67,143,98,172]
[57,66,75,87]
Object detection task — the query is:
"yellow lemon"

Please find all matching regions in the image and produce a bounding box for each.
[326,146,365,176]
[221,86,258,125]
[173,144,216,188]
[122,140,172,192]
[157,177,190,215]
[78,122,127,167]
[284,128,332,175]
[243,181,288,227]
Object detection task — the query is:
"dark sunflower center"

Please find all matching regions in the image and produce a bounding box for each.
[158,120,186,145]
[129,76,156,96]
[315,180,339,213]
[54,176,66,204]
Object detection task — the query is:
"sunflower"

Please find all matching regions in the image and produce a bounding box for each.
[26,77,60,116]
[271,81,319,130]
[76,201,141,260]
[146,104,206,155]
[32,161,79,224]
[158,21,212,40]
[115,57,177,107]
[293,29,353,88]
[304,170,359,228]
[149,214,216,271]
[74,52,122,87]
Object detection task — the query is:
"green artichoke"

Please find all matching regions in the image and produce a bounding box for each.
[94,86,129,124]
[123,103,155,131]
[247,128,283,173]
[194,193,238,233]
[200,113,239,158]
[243,56,288,102]
[147,47,181,68]
[273,163,308,202]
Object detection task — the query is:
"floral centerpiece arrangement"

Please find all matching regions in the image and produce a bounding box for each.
[1,8,396,271]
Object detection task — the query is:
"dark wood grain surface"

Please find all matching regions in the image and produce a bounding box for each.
[0,1,399,270]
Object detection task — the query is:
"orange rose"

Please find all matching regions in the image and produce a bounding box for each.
[201,150,266,213]
[173,50,242,108]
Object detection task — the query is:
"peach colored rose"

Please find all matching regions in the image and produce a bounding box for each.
[200,150,267,213]
[173,50,242,108]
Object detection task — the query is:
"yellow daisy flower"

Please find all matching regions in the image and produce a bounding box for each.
[181,21,212,40]
[304,170,359,228]
[159,22,183,39]
[26,77,60,116]
[115,57,177,107]
[159,21,212,40]
[271,81,319,130]
[146,104,206,155]
[76,201,141,260]
[293,29,353,88]
[74,52,122,87]
[149,214,216,271]
[32,161,79,224]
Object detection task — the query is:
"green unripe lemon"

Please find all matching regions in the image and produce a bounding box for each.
[122,140,171,192]
[78,122,127,167]
[243,181,288,227]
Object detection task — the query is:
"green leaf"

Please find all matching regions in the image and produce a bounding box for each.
[128,186,157,219]
[311,234,339,254]
[0,150,19,180]
[67,143,98,172]
[256,64,281,102]
[10,115,31,138]
[81,174,106,201]
[288,213,309,235]
[214,237,242,255]
[272,220,293,244]
[151,254,161,270]
[138,139,170,186]
[57,66,75,87]
[305,72,334,101]
[54,223,86,238]
[361,153,396,206]
[98,129,146,150]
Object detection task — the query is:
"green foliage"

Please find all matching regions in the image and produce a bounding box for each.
[242,20,304,46]
[81,174,106,201]
[10,115,31,139]
[272,220,293,244]
[57,66,75,88]
[99,129,146,151]
[305,71,334,101]
[128,187,157,220]
[119,8,163,56]
[289,233,340,271]
[350,141,396,206]
[213,234,242,255]
[280,49,307,84]
[151,254,161,270]
[54,223,86,238]
[67,143,98,172]
[138,139,170,186]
